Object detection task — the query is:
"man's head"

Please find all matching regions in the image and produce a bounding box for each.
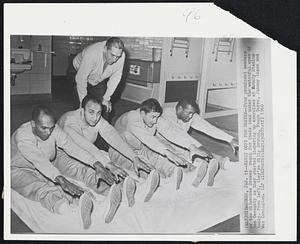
[81,94,102,127]
[104,37,124,65]
[140,98,163,128]
[31,105,55,141]
[176,98,200,123]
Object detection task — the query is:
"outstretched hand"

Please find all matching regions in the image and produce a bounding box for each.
[107,162,129,182]
[55,175,84,197]
[165,149,188,167]
[132,156,152,177]
[93,161,116,186]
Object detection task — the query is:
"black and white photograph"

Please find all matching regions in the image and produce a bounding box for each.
[4,3,296,241]
[10,35,241,234]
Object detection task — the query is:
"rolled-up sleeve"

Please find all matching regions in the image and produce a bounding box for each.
[191,114,233,142]
[103,54,125,101]
[15,130,61,182]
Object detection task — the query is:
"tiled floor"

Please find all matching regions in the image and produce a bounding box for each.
[10,76,239,233]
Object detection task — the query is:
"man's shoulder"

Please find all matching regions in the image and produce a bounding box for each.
[84,42,105,57]
[88,41,105,49]
[127,109,140,119]
[115,109,138,125]
[58,109,80,126]
[13,122,32,138]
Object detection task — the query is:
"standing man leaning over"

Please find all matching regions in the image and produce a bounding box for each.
[73,37,125,115]
[11,105,116,229]
[162,98,239,187]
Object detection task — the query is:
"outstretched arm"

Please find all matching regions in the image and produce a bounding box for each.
[191,113,234,142]
[63,125,110,166]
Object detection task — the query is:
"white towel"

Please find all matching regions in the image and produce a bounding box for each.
[11,161,242,233]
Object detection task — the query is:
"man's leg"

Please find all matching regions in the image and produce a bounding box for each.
[138,145,187,191]
[108,146,135,172]
[54,149,124,224]
[53,149,110,195]
[108,146,160,202]
[11,167,69,213]
[206,153,230,187]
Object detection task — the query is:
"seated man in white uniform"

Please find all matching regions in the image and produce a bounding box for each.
[57,94,160,207]
[162,98,239,187]
[11,105,118,230]
[109,98,213,191]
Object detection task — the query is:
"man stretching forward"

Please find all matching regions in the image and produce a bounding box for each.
[109,98,212,191]
[11,105,117,229]
[162,98,239,186]
[58,94,160,209]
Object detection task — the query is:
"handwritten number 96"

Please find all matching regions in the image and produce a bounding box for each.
[183,8,201,23]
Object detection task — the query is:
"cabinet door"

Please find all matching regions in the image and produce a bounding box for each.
[30,36,52,94]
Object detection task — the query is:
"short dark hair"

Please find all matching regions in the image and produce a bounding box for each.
[32,105,55,122]
[176,98,200,114]
[106,37,124,51]
[81,94,102,109]
[140,98,163,115]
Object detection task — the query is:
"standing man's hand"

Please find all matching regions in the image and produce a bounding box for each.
[93,161,116,186]
[55,175,84,197]
[102,99,112,113]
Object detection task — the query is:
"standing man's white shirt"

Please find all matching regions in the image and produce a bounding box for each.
[162,104,234,143]
[73,41,125,103]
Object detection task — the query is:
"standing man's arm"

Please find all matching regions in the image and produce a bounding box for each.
[74,55,94,104]
[102,55,125,112]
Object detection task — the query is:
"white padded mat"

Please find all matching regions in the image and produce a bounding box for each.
[11,161,242,233]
